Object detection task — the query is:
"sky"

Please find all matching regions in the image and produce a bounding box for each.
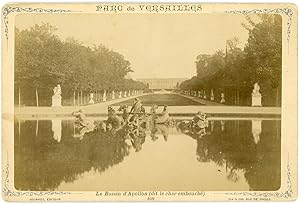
[15,13,250,79]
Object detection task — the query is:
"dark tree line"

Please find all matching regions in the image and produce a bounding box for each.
[15,23,147,106]
[180,15,282,106]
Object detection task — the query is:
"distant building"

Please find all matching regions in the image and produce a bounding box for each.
[137,78,188,90]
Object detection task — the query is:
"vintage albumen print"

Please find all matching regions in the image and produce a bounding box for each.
[1,3,297,201]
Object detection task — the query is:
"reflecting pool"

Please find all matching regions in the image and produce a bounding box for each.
[14,118,280,191]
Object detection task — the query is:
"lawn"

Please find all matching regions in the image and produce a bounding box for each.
[113,94,203,106]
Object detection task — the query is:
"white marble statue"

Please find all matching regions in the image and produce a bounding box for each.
[52,84,62,107]
[210,89,214,101]
[220,93,225,103]
[102,90,107,102]
[251,83,262,106]
[119,91,122,98]
[89,93,95,104]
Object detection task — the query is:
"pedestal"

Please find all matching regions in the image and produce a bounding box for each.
[252,95,262,106]
[52,95,62,107]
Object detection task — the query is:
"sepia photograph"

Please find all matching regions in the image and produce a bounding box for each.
[2,3,297,201]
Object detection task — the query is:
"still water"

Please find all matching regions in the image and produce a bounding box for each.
[14,118,280,191]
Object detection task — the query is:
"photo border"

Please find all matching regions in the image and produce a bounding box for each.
[1,3,297,201]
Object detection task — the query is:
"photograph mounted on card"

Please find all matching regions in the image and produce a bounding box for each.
[1,2,297,201]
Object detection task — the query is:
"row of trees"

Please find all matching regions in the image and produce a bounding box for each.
[180,15,282,106]
[15,23,147,106]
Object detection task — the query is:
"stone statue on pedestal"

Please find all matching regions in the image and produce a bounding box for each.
[52,84,62,107]
[89,93,95,104]
[210,89,214,101]
[112,90,115,100]
[119,91,122,98]
[220,93,225,103]
[251,83,262,106]
[102,90,107,102]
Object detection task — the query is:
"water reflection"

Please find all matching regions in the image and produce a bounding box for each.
[52,119,62,143]
[252,119,261,144]
[150,124,169,142]
[176,119,281,190]
[14,118,280,191]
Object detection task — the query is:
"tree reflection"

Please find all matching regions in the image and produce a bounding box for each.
[14,120,131,191]
[177,119,281,190]
[14,119,280,191]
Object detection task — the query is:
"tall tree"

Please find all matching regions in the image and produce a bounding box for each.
[243,14,282,88]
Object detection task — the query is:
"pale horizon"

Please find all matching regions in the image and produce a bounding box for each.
[15,13,250,79]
